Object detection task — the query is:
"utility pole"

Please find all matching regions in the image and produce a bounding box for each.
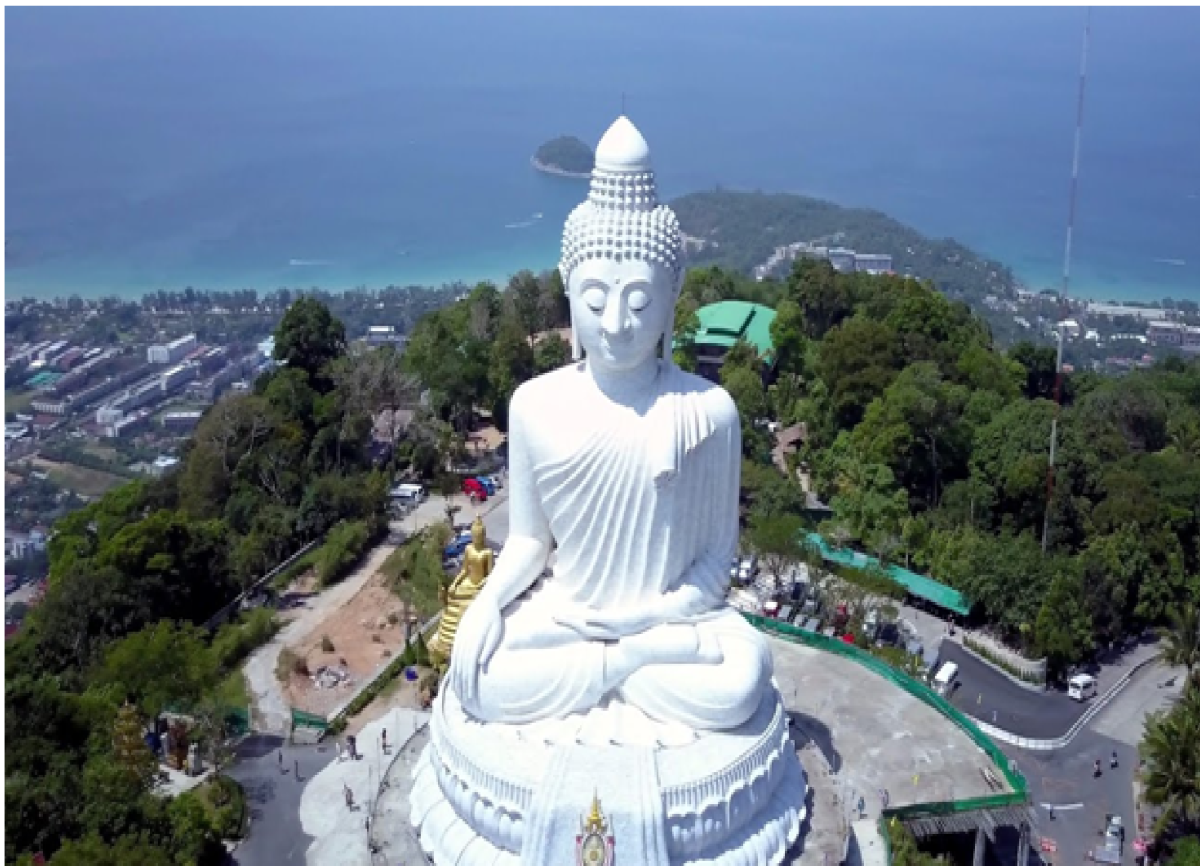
[1042,8,1091,554]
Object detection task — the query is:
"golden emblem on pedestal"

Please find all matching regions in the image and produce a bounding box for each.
[576,790,615,866]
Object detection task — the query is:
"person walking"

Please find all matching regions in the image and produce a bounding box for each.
[278,750,284,774]
[344,784,354,810]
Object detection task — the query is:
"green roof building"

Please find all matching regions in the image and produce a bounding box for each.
[680,300,777,382]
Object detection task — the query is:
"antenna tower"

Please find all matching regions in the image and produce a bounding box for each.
[1042,8,1091,554]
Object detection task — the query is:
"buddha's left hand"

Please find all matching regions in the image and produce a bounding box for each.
[554,605,656,641]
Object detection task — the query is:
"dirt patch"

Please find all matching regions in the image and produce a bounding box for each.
[281,568,418,718]
[31,457,126,497]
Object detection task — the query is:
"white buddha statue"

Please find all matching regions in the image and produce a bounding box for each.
[412,116,805,866]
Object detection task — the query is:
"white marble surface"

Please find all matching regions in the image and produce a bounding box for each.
[300,707,428,866]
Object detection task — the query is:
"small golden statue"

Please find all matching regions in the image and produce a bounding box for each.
[429,516,494,673]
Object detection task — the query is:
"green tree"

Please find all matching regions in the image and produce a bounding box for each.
[41,834,175,866]
[98,622,219,719]
[785,258,853,339]
[746,514,806,593]
[1034,569,1094,678]
[506,270,545,347]
[816,317,901,429]
[534,333,571,374]
[672,295,702,373]
[1158,604,1200,689]
[273,296,347,382]
[851,362,969,510]
[1140,687,1200,833]
[489,314,535,431]
[769,299,808,377]
[1166,836,1200,866]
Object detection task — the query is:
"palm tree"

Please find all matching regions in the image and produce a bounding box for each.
[1140,687,1200,833]
[1158,604,1200,690]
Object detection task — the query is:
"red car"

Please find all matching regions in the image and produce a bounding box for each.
[462,477,488,503]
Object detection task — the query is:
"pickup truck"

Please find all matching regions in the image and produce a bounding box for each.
[1090,815,1124,864]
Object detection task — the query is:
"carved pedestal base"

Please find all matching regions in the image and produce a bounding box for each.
[409,685,807,866]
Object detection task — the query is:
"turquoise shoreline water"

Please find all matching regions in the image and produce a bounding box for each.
[6,7,1199,304]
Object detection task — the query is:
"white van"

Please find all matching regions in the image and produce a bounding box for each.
[389,483,426,505]
[932,661,958,696]
[1068,673,1097,702]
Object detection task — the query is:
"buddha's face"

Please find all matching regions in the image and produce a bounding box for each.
[568,257,675,373]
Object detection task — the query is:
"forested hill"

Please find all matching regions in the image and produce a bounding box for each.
[671,190,1019,306]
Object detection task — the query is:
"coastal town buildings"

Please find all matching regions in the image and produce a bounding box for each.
[752,241,894,281]
[147,333,198,364]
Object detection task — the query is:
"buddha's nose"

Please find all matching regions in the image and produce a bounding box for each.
[601,302,631,340]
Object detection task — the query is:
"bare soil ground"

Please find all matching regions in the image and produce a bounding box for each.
[30,457,126,497]
[281,567,417,718]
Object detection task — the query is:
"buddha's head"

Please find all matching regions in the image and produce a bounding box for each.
[470,515,486,548]
[560,116,684,372]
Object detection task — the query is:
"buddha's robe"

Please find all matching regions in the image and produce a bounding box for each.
[469,363,772,731]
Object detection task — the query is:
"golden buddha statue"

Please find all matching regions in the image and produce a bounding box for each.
[429,516,494,672]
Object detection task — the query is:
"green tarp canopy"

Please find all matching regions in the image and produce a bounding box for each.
[804,532,973,617]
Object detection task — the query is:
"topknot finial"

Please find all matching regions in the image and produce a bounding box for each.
[594,116,652,173]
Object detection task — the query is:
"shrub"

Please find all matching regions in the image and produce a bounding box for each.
[272,549,317,590]
[315,519,373,588]
[277,648,309,680]
[211,608,280,671]
[321,635,335,653]
[206,775,247,839]
[384,528,450,618]
[962,633,1046,685]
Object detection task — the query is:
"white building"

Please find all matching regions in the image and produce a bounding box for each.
[150,455,180,477]
[1086,302,1169,321]
[1057,319,1083,339]
[147,333,198,365]
[1148,321,1184,346]
[853,253,893,275]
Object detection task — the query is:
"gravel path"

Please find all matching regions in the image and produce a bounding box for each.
[244,489,509,735]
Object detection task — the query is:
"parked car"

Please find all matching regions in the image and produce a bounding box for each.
[463,477,488,502]
[444,537,470,560]
[474,476,496,496]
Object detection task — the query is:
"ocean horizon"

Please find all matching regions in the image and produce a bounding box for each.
[6,7,1200,304]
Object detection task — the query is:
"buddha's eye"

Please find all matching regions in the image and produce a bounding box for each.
[582,287,606,313]
[628,289,651,313]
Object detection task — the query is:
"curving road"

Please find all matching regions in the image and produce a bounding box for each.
[937,642,1087,739]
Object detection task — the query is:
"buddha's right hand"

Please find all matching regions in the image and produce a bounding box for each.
[449,596,503,708]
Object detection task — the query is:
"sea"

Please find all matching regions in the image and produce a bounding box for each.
[5,6,1200,304]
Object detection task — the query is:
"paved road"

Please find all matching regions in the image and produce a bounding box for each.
[227,735,333,865]
[1003,728,1135,866]
[1000,661,1185,866]
[938,642,1087,738]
